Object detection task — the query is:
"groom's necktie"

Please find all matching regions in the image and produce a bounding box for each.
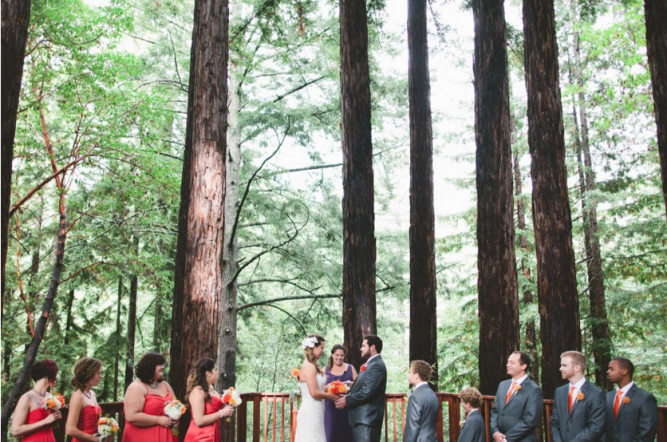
[568,386,576,413]
[505,382,517,404]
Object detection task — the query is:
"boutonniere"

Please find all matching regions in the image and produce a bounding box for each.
[623,397,630,404]
[577,392,584,401]
[515,385,522,392]
[460,419,465,428]
[360,363,367,372]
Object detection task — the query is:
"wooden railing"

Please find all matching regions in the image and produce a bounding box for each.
[50,392,666,442]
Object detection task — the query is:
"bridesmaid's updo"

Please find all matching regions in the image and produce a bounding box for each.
[71,357,102,391]
[185,358,216,404]
[327,344,347,370]
[303,334,325,374]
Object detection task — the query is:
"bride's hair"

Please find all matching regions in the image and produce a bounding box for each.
[304,334,325,374]
[327,344,347,370]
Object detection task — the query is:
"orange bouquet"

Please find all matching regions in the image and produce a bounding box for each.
[41,392,65,411]
[221,387,242,422]
[325,380,349,395]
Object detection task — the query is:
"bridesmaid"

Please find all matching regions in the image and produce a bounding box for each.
[122,353,178,442]
[11,359,62,442]
[183,358,234,442]
[323,345,357,442]
[66,358,103,442]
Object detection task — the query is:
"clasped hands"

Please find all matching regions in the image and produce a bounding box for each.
[333,395,347,409]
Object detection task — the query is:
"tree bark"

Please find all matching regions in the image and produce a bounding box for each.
[523,0,581,398]
[1,0,32,300]
[407,0,437,387]
[340,0,376,370]
[0,190,67,437]
[218,64,241,395]
[644,0,667,221]
[125,238,138,391]
[114,276,122,401]
[170,0,229,401]
[572,32,611,390]
[472,0,520,395]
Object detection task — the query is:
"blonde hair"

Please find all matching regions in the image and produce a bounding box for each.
[561,351,587,371]
[305,334,325,374]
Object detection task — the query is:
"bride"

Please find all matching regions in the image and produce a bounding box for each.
[295,334,339,442]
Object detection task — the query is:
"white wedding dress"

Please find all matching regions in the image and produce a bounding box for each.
[294,373,327,442]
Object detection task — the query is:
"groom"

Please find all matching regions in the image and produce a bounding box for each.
[335,334,387,442]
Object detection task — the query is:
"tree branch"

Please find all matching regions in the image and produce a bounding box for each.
[8,155,87,218]
[58,261,108,284]
[272,75,326,103]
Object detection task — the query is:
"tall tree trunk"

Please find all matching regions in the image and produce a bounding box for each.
[218,67,241,394]
[513,151,539,383]
[571,32,611,390]
[340,0,376,370]
[1,0,32,300]
[170,0,229,401]
[113,276,122,401]
[407,0,437,386]
[644,0,667,221]
[125,237,138,391]
[0,190,68,439]
[523,0,581,398]
[472,0,520,395]
[154,294,161,352]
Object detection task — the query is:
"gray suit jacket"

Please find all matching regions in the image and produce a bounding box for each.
[490,378,543,442]
[550,380,606,442]
[347,355,387,429]
[603,384,658,442]
[402,384,439,442]
[458,410,486,442]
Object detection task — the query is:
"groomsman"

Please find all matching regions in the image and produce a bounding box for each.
[550,351,606,442]
[603,357,658,441]
[403,360,439,442]
[490,351,543,442]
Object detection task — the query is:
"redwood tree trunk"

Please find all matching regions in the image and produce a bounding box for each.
[523,0,581,398]
[572,33,611,390]
[170,0,229,401]
[644,0,667,221]
[340,0,376,370]
[60,288,75,392]
[1,0,32,302]
[407,0,437,385]
[0,191,67,438]
[472,0,520,395]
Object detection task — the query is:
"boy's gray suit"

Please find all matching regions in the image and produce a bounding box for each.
[490,378,543,441]
[550,380,606,442]
[603,384,658,442]
[458,410,486,442]
[402,384,440,442]
[346,355,387,442]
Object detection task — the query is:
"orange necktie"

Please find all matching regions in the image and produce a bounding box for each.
[505,382,517,404]
[613,390,623,419]
[568,386,576,413]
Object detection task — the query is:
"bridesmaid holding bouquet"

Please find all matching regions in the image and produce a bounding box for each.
[324,345,357,442]
[66,358,104,442]
[183,358,234,442]
[11,359,62,442]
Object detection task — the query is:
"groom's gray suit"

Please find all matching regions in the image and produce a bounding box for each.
[490,378,543,442]
[346,355,388,442]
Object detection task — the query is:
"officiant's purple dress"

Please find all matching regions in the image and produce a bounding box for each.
[324,364,356,442]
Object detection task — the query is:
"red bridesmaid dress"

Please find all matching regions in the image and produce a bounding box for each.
[121,391,179,442]
[21,409,56,442]
[72,404,102,442]
[183,395,224,442]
